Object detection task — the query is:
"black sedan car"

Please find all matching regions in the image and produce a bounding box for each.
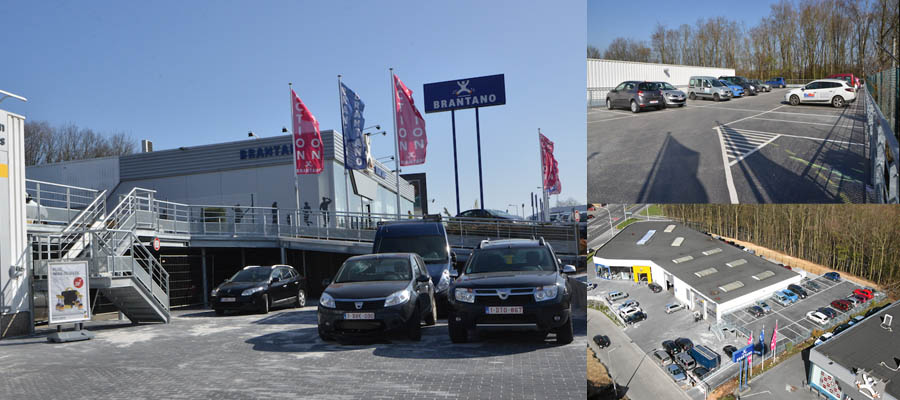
[663,340,682,356]
[593,334,610,348]
[210,264,307,315]
[788,284,809,299]
[723,345,738,359]
[317,253,437,342]
[448,238,575,344]
[818,307,838,319]
[747,305,765,318]
[623,312,647,325]
[648,282,663,293]
[675,337,694,352]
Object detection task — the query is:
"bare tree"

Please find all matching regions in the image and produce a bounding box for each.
[23,120,136,166]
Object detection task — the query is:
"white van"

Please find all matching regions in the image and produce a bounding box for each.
[688,76,733,102]
[607,291,628,302]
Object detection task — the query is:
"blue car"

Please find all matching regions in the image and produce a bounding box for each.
[720,80,744,97]
[781,289,799,303]
[766,77,786,88]
[824,272,841,282]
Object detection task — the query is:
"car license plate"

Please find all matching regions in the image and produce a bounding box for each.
[220,297,236,302]
[485,306,523,314]
[649,100,658,104]
[344,312,375,320]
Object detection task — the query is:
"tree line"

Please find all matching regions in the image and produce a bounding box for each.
[589,0,899,80]
[662,204,900,297]
[24,120,135,166]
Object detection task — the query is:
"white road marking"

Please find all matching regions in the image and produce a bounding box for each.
[589,114,637,123]
[748,117,840,126]
[704,105,842,118]
[715,126,739,204]
[728,127,866,146]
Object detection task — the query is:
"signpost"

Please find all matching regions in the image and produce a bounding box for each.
[47,261,94,342]
[423,74,505,214]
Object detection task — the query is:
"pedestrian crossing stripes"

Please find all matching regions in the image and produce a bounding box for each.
[719,128,780,166]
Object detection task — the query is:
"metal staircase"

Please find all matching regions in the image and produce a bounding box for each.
[34,187,170,324]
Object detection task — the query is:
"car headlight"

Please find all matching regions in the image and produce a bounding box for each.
[319,292,336,308]
[210,287,219,297]
[241,286,266,296]
[534,285,559,302]
[454,288,475,304]
[436,270,451,292]
[384,289,411,307]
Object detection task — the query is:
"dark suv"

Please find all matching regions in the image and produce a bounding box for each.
[719,76,758,96]
[448,238,575,344]
[210,265,307,315]
[606,81,664,113]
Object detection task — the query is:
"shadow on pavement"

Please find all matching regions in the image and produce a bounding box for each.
[636,133,709,203]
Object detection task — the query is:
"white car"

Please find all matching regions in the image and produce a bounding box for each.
[807,311,830,325]
[785,79,856,108]
[814,332,834,345]
[665,303,685,314]
[617,300,640,311]
[620,306,642,318]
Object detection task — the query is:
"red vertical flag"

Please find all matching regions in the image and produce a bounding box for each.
[770,320,778,353]
[291,89,324,174]
[393,74,427,166]
[747,329,753,370]
[540,133,561,194]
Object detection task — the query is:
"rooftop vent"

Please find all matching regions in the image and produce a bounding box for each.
[695,267,718,278]
[664,224,676,233]
[672,237,684,247]
[637,230,656,245]
[726,259,747,268]
[673,255,694,264]
[882,314,893,332]
[752,271,775,281]
[702,248,722,256]
[718,281,745,293]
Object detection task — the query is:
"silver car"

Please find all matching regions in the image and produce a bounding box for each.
[654,81,686,107]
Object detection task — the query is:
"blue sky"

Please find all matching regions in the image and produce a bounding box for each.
[588,0,779,51]
[1,0,586,216]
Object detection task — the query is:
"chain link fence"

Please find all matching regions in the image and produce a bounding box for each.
[867,68,899,143]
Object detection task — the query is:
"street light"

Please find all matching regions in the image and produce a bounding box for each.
[508,204,520,217]
[248,131,258,139]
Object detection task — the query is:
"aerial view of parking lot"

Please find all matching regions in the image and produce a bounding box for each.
[587,204,900,400]
[586,0,899,204]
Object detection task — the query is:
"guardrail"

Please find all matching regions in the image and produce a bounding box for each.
[25,179,102,226]
[863,85,900,203]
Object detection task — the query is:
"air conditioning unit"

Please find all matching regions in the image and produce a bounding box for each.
[882,314,893,331]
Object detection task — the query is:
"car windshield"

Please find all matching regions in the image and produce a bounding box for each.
[375,235,449,263]
[658,82,676,90]
[638,82,658,90]
[466,247,555,274]
[711,80,725,87]
[334,257,412,283]
[229,267,272,283]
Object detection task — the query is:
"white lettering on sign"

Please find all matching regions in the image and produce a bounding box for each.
[434,94,499,110]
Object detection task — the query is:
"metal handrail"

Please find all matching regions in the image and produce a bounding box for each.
[863,85,900,203]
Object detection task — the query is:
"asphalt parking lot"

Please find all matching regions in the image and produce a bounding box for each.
[587,88,869,203]
[0,305,587,399]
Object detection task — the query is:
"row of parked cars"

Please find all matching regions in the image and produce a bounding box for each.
[210,218,577,344]
[655,337,721,384]
[815,301,892,345]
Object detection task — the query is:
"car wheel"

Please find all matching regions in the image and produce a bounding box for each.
[259,294,270,314]
[606,98,613,110]
[424,297,437,326]
[295,289,307,308]
[318,326,335,342]
[556,315,574,345]
[713,93,720,102]
[214,309,225,316]
[630,100,639,113]
[790,95,800,106]
[448,314,468,343]
[407,305,422,341]
[832,96,845,108]
[689,92,696,100]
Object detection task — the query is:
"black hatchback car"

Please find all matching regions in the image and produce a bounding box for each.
[788,284,809,299]
[317,253,436,341]
[606,81,664,113]
[210,265,307,315]
[448,238,575,344]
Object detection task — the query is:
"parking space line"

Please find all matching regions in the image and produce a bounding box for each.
[588,114,636,123]
[727,128,866,147]
[715,126,739,204]
[719,128,781,167]
[748,117,840,127]
[706,105,843,119]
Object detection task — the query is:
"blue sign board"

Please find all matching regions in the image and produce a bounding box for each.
[423,74,506,113]
[732,344,755,363]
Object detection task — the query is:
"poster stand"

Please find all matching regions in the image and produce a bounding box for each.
[47,322,94,343]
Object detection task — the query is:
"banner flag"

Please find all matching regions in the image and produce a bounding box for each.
[540,133,561,194]
[339,82,367,170]
[393,74,427,166]
[771,320,778,352]
[291,89,324,174]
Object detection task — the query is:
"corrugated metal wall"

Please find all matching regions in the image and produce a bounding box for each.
[26,156,120,193]
[587,59,736,106]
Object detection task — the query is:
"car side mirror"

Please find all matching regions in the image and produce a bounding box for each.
[416,275,430,283]
[562,265,577,274]
[321,278,331,287]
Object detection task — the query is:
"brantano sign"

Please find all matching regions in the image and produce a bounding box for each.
[423,74,506,113]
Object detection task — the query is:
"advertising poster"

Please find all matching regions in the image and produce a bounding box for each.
[48,261,91,324]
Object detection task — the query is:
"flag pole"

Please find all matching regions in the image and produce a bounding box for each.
[338,75,350,226]
[389,68,401,219]
[290,83,300,216]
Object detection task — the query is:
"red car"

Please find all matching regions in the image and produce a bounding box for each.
[831,299,852,311]
[853,288,874,300]
[827,73,860,89]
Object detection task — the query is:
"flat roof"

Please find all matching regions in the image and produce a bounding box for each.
[595,221,799,304]
[814,301,900,397]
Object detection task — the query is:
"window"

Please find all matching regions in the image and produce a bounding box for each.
[805,82,821,90]
[690,79,697,87]
[466,247,555,274]
[334,258,412,283]
[625,83,635,90]
[615,82,627,91]
[414,256,428,277]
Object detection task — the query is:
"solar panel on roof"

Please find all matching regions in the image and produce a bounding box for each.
[671,237,684,247]
[726,259,747,268]
[753,271,775,281]
[702,248,722,256]
[719,281,745,292]
[673,255,694,264]
[637,230,656,245]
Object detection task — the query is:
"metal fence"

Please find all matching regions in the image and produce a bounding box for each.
[862,83,900,203]
[867,68,899,143]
